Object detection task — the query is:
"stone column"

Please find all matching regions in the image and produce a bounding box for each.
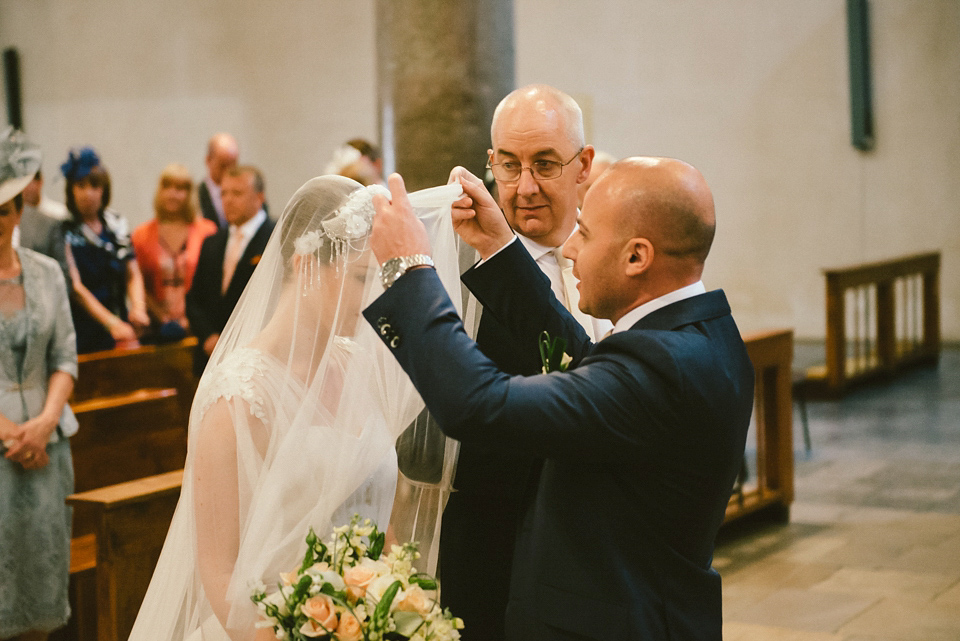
[376,0,514,190]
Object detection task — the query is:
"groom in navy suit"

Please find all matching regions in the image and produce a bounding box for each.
[364,156,754,640]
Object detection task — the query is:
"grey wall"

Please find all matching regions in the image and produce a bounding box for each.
[2,0,957,339]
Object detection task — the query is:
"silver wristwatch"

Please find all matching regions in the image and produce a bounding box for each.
[378,254,435,289]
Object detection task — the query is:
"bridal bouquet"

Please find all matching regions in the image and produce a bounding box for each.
[251,515,463,641]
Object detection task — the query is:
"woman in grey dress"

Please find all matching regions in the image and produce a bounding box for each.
[0,128,78,641]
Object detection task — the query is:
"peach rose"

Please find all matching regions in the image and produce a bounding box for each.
[301,595,338,636]
[343,565,377,602]
[336,610,364,641]
[343,559,388,602]
[395,585,432,616]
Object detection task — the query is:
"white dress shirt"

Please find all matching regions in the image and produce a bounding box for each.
[610,281,707,335]
[222,209,267,291]
[482,230,614,339]
[204,175,226,227]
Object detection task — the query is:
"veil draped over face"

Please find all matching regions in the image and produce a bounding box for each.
[128,175,464,641]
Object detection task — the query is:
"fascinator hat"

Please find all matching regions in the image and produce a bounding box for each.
[60,146,103,181]
[0,127,42,205]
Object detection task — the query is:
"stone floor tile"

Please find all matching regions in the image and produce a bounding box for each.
[724,558,838,590]
[727,587,878,634]
[811,567,957,601]
[723,582,780,620]
[839,597,960,641]
[789,502,853,525]
[767,534,848,564]
[885,534,960,574]
[722,621,845,641]
[933,579,960,605]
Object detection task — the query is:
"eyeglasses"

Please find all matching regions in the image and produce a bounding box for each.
[487,148,584,183]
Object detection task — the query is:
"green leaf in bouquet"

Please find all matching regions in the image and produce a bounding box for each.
[368,528,386,560]
[291,574,313,602]
[392,610,425,637]
[371,580,403,627]
[408,574,438,591]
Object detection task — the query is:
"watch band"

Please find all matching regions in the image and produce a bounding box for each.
[379,254,435,289]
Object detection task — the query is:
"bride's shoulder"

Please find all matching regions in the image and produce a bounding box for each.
[193,347,274,422]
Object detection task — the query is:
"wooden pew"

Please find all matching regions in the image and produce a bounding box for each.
[67,471,183,641]
[807,251,940,396]
[58,339,198,641]
[725,328,795,524]
[72,337,199,419]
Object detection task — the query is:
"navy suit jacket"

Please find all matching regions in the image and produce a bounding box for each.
[364,241,754,641]
[185,217,274,375]
[197,181,223,230]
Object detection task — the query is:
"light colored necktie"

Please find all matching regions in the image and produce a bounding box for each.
[222,227,244,294]
[553,248,597,341]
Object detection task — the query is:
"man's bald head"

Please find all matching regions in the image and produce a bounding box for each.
[491,84,585,150]
[206,133,240,185]
[564,156,715,322]
[602,157,715,266]
[488,85,593,247]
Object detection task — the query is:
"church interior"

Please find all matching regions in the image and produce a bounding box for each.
[1,1,957,639]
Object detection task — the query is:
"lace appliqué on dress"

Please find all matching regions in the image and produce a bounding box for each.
[194,348,271,423]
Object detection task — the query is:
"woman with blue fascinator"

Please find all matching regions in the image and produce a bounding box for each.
[61,147,149,353]
[0,128,79,641]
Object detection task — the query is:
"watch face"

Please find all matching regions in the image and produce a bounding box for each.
[380,258,404,287]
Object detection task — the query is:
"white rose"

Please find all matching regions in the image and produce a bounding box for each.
[366,574,403,605]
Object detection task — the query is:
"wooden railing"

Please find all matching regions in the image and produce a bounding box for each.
[725,328,794,524]
[809,252,940,395]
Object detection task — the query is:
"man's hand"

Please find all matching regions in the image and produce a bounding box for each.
[448,167,514,259]
[370,173,432,266]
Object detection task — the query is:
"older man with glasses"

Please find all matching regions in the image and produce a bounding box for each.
[438,84,611,641]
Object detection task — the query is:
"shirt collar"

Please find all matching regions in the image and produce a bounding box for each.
[516,219,579,260]
[230,209,266,239]
[612,281,707,334]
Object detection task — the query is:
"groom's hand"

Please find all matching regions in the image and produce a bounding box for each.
[448,167,514,259]
[371,173,432,266]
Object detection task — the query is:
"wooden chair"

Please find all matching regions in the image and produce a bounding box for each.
[725,328,795,524]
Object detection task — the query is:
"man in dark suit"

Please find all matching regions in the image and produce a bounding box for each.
[197,133,240,229]
[437,84,610,641]
[187,165,273,376]
[364,157,754,640]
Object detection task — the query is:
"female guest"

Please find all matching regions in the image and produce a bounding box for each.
[0,129,78,640]
[61,147,150,353]
[132,164,216,341]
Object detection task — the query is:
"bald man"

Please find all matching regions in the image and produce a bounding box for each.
[198,133,240,229]
[365,157,754,640]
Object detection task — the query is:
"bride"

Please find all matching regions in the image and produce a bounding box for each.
[128,175,463,641]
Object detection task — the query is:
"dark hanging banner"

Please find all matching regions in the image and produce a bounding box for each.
[3,48,23,130]
[846,0,874,151]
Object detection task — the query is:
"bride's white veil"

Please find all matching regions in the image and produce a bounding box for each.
[128,175,464,641]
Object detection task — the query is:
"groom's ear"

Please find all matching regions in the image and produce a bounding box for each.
[624,237,653,277]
